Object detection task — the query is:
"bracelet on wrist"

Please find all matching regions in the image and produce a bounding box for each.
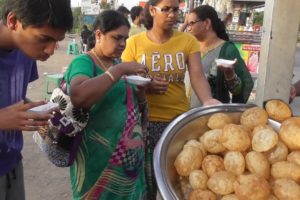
[105,70,115,82]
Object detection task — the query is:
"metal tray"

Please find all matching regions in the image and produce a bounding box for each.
[153,104,256,200]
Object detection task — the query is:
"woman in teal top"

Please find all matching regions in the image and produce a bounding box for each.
[64,10,148,200]
[186,5,254,107]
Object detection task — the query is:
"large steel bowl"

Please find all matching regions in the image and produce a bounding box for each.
[153,104,255,200]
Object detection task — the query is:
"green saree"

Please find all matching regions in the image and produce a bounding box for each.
[65,54,146,200]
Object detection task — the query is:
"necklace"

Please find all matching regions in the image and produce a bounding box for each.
[91,49,110,71]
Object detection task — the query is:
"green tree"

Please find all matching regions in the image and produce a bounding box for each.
[100,2,110,10]
[72,7,83,33]
[0,0,7,20]
[253,11,264,26]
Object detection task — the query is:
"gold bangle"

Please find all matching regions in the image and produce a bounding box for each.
[105,70,115,82]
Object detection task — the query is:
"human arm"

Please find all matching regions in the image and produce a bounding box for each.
[178,12,189,32]
[121,36,168,95]
[294,80,300,96]
[290,80,300,103]
[69,62,148,109]
[188,52,221,106]
[0,101,53,131]
[219,42,254,103]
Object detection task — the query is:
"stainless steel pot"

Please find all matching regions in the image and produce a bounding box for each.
[153,104,255,200]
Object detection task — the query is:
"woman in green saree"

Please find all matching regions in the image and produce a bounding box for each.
[64,10,148,200]
[186,5,254,107]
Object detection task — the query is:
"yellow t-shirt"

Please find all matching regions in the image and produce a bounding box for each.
[122,30,200,122]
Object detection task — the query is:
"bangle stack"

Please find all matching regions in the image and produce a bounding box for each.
[105,70,115,82]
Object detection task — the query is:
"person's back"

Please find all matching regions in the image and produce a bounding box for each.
[0,0,73,199]
[129,6,146,37]
[117,6,130,19]
[81,25,92,44]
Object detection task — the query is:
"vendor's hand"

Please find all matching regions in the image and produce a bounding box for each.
[117,62,149,77]
[203,98,222,107]
[290,85,297,103]
[0,100,53,131]
[147,75,169,95]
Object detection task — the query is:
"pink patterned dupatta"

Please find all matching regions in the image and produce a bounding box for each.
[84,83,146,200]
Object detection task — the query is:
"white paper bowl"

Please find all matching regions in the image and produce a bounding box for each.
[126,75,151,86]
[215,58,236,68]
[29,102,59,112]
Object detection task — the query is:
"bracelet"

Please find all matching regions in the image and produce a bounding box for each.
[105,70,115,82]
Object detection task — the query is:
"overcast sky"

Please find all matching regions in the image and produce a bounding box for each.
[71,0,140,9]
[117,0,140,9]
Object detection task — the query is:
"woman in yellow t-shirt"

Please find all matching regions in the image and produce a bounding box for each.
[121,0,220,199]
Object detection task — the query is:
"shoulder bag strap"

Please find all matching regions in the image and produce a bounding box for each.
[60,54,97,94]
[85,53,98,77]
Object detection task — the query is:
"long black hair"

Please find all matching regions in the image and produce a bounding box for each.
[143,0,162,30]
[93,9,130,34]
[2,0,73,31]
[191,5,229,41]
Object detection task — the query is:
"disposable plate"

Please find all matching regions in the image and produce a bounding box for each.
[126,75,151,86]
[215,58,236,68]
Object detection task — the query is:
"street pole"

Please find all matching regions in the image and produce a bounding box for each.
[189,0,194,11]
[255,0,300,105]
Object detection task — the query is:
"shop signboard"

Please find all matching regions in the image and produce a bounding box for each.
[81,0,100,15]
[235,43,260,73]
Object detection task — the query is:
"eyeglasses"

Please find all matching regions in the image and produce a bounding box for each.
[187,20,202,28]
[153,6,180,14]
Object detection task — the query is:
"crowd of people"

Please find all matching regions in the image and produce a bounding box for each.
[0,0,299,200]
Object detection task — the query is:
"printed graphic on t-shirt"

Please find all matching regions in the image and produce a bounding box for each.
[140,52,186,83]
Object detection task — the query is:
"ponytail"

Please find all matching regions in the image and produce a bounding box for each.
[143,2,153,30]
[214,17,229,41]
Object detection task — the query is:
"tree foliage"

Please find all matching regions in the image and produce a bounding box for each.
[100,2,111,9]
[72,7,83,33]
[253,11,264,26]
[0,0,6,20]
